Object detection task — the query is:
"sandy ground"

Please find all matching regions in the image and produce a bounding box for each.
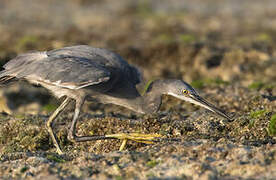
[0,0,276,179]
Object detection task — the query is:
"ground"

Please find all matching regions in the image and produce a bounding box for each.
[0,0,276,179]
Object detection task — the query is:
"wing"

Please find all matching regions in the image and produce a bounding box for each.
[1,52,110,90]
[1,45,141,89]
[48,45,142,85]
[22,56,110,89]
[47,45,129,69]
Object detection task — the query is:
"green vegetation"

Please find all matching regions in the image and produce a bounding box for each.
[115,176,124,180]
[142,79,155,95]
[179,34,196,44]
[46,154,66,163]
[20,166,29,173]
[268,114,276,136]
[249,109,267,119]
[248,82,265,90]
[146,173,155,178]
[256,33,272,42]
[248,119,255,129]
[16,35,39,51]
[191,78,229,89]
[159,123,170,136]
[248,81,274,90]
[152,34,174,45]
[43,103,58,113]
[146,159,160,168]
[191,80,205,89]
[211,78,229,85]
[248,109,267,129]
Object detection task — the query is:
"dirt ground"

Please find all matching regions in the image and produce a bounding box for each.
[0,0,276,179]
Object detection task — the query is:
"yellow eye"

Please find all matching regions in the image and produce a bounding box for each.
[182,89,189,94]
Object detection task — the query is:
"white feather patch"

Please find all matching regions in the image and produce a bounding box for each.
[167,92,215,113]
[31,76,110,90]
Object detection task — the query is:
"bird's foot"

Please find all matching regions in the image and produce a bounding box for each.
[105,133,162,151]
[46,127,64,155]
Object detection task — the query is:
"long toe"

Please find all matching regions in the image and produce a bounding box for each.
[106,133,161,143]
[106,133,162,151]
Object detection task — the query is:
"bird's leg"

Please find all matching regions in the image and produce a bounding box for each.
[67,97,114,142]
[67,98,161,150]
[67,97,84,142]
[46,97,70,155]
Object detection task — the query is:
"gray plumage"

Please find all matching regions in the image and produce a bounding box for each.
[1,45,140,90]
[0,45,232,154]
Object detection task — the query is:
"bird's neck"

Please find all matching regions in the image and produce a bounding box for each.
[95,80,167,114]
[138,80,168,114]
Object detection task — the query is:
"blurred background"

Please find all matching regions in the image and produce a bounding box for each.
[0,0,275,113]
[0,1,276,179]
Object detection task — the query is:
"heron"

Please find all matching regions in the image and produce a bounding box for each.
[0,45,232,154]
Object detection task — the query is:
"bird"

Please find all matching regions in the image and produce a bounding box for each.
[0,45,232,154]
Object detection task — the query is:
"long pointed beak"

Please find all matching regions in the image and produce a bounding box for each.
[190,94,232,120]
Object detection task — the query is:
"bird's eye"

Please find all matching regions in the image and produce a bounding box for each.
[182,89,189,95]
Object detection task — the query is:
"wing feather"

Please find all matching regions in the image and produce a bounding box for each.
[0,45,141,89]
[27,56,110,89]
[3,54,110,89]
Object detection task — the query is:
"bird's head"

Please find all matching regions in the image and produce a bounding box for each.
[163,79,232,120]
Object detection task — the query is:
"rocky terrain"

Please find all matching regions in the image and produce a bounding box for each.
[0,0,275,179]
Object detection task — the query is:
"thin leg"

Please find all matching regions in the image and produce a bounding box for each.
[68,102,161,151]
[67,97,118,142]
[67,98,162,151]
[46,97,70,155]
[67,97,85,142]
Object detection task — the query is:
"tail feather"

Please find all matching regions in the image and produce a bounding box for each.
[0,51,47,84]
[0,76,16,84]
[3,51,46,70]
[0,70,16,84]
